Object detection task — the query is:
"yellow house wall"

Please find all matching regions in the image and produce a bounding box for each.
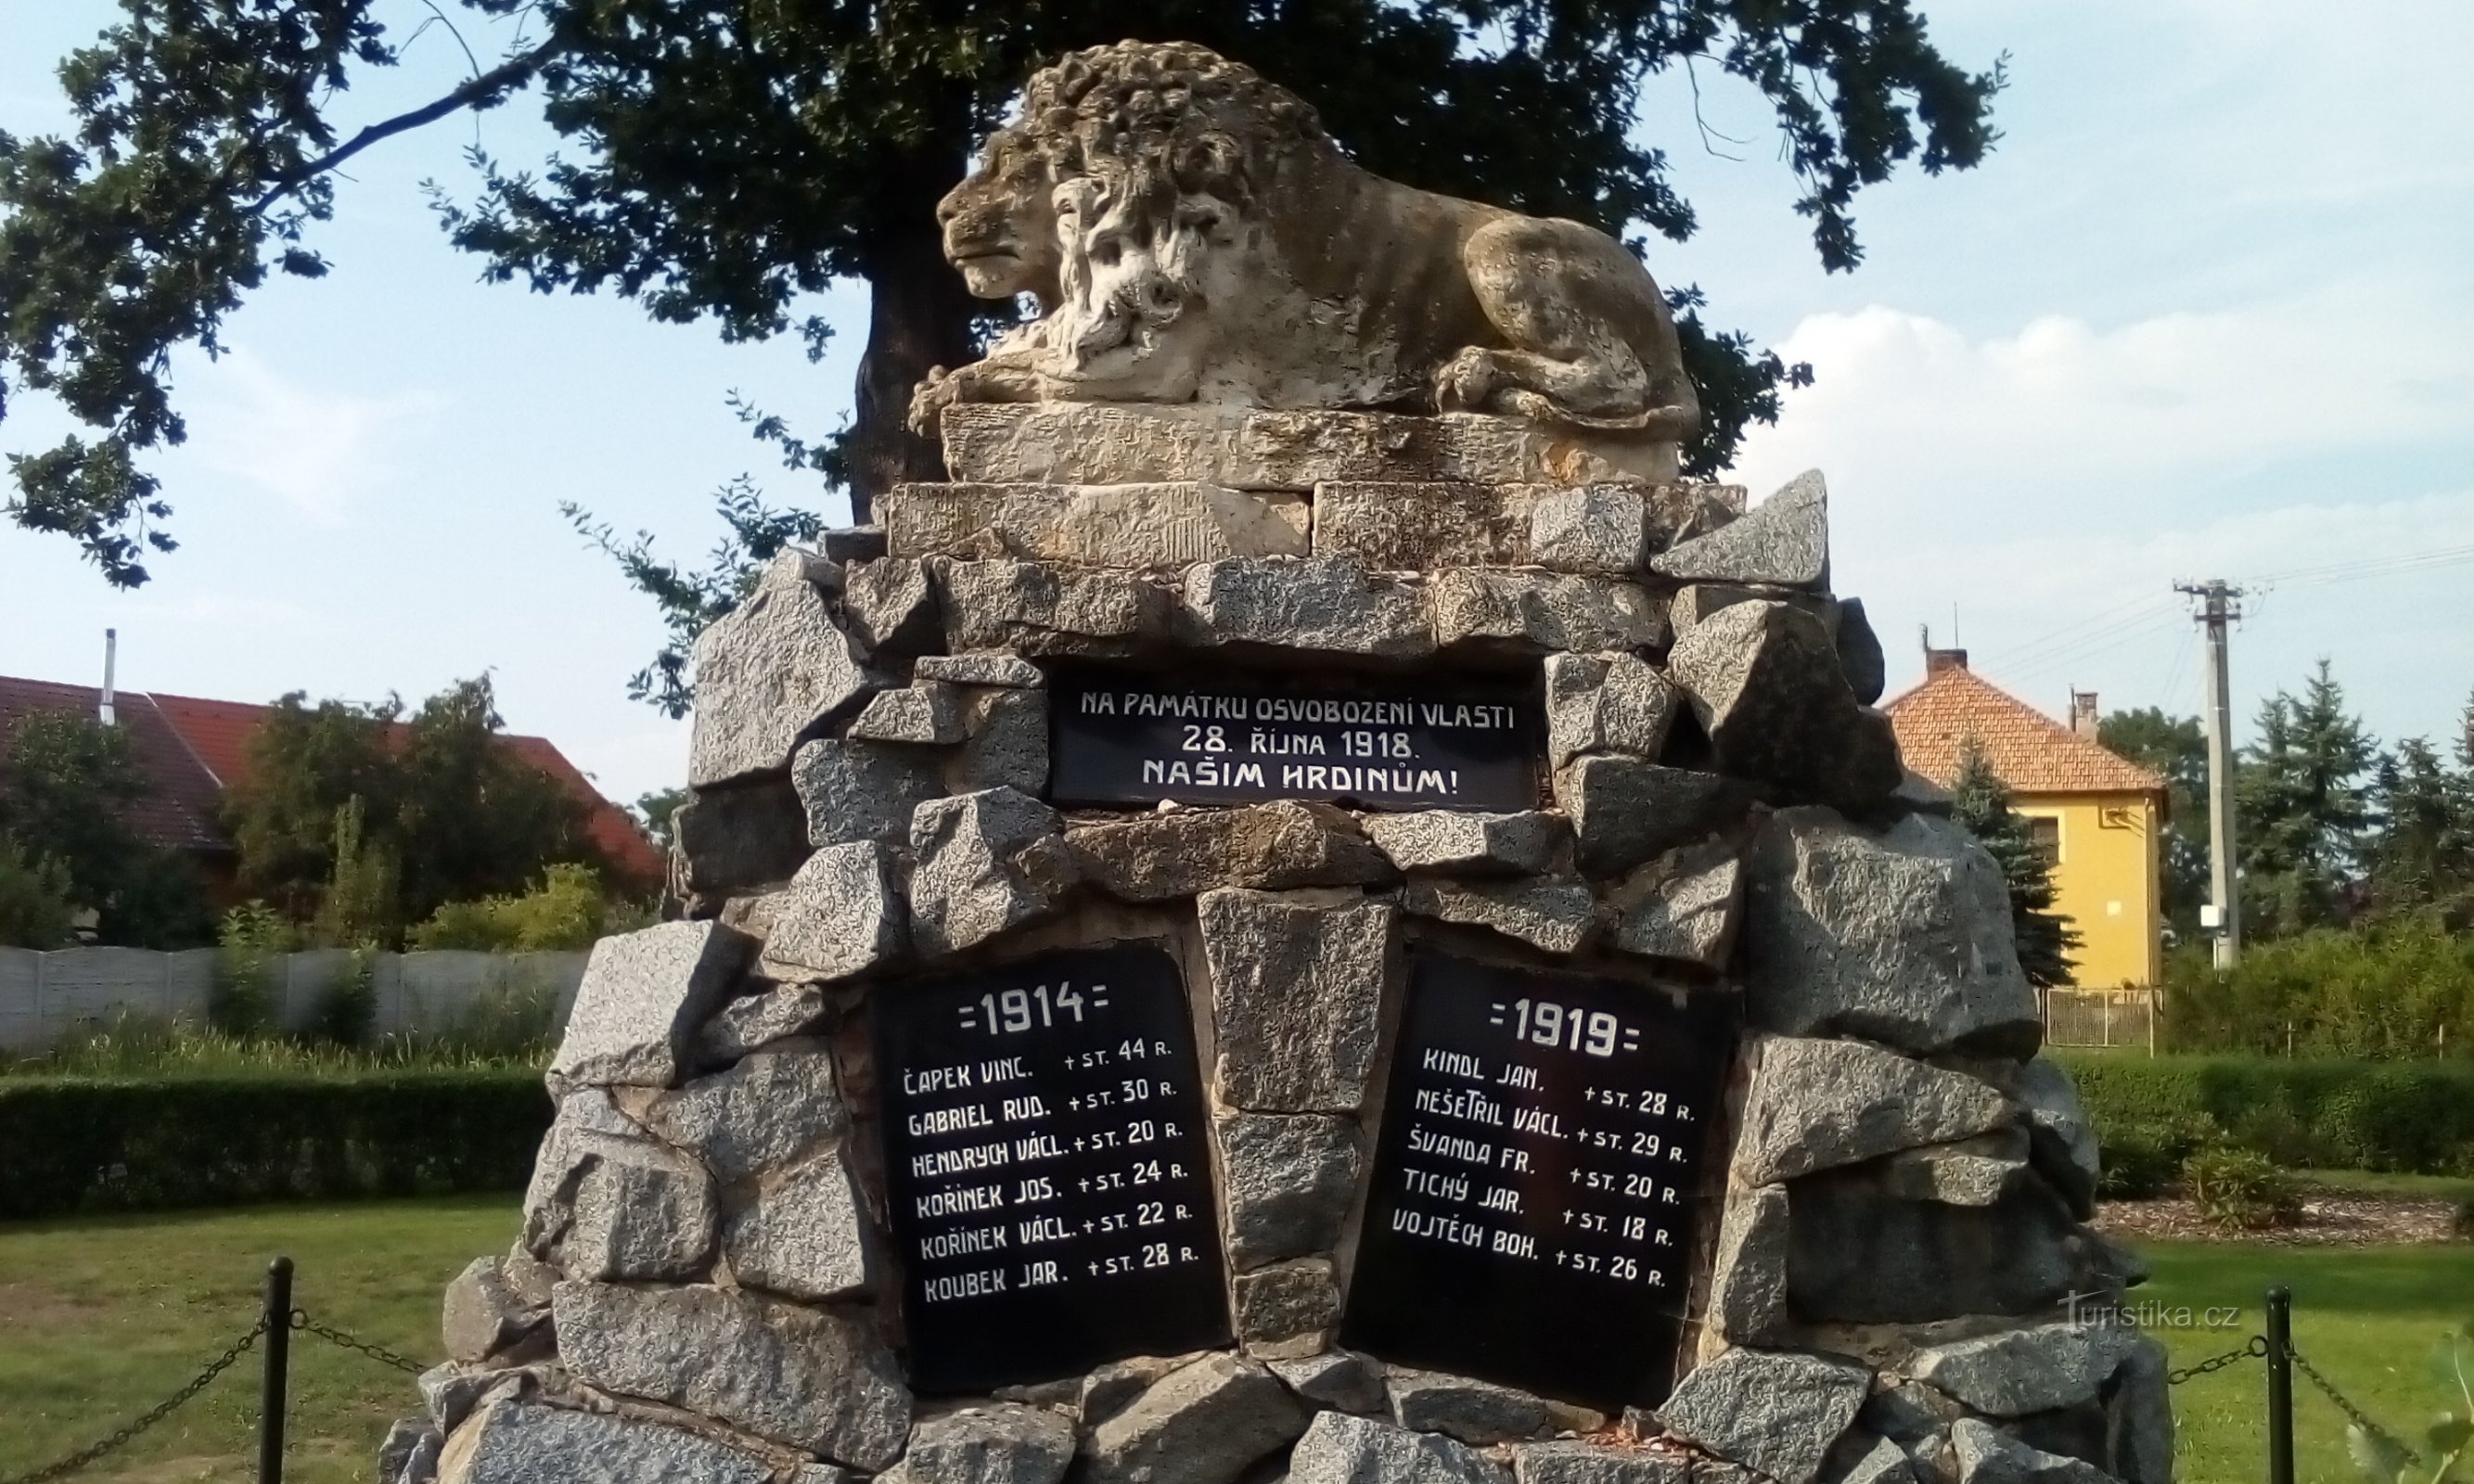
[2014,792,2162,988]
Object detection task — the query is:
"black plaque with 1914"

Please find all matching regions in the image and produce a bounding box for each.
[874,943,1230,1393]
[1048,668,1540,812]
[1339,953,1735,1413]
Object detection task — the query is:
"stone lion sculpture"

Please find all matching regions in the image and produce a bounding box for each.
[911,40,1699,441]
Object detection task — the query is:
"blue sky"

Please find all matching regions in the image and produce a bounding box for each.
[3,0,2468,808]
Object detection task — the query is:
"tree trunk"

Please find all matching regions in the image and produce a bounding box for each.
[848,141,981,526]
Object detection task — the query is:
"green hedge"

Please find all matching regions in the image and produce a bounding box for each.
[2057,1052,2474,1177]
[0,1070,552,1220]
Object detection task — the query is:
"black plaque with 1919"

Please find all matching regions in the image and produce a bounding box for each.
[1048,668,1539,812]
[1339,953,1735,1413]
[874,943,1230,1393]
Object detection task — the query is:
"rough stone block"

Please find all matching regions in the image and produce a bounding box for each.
[1654,1347,1869,1484]
[1877,1129,2032,1207]
[1070,803,1392,902]
[1556,757,1735,876]
[1080,1356,1202,1427]
[2109,1337,2174,1484]
[844,557,941,658]
[1787,1166,2083,1324]
[440,1258,544,1364]
[1650,469,1828,588]
[823,526,886,563]
[1667,601,1901,813]
[1836,595,1887,705]
[697,980,832,1062]
[673,777,811,898]
[690,552,881,787]
[1742,808,2042,1057]
[936,559,1171,657]
[1514,1440,1692,1484]
[1705,1183,1793,1346]
[948,686,1049,794]
[1182,557,1433,659]
[849,683,967,745]
[1948,1419,2111,1484]
[518,1088,641,1257]
[435,1399,771,1484]
[1735,1037,2013,1184]
[552,1280,909,1468]
[1431,569,1663,654]
[892,1402,1076,1484]
[1218,1112,1362,1270]
[1200,889,1392,1113]
[1402,876,1595,955]
[1837,1435,1918,1484]
[758,841,907,985]
[561,1137,718,1281]
[549,922,753,1089]
[914,652,1046,688]
[378,1416,439,1484]
[885,481,1309,565]
[1313,481,1539,569]
[1912,1323,2138,1418]
[1233,1257,1340,1357]
[1609,839,1744,970]
[643,1047,849,1184]
[793,737,943,849]
[938,403,1677,490]
[1082,1352,1308,1484]
[726,1149,878,1302]
[1269,1350,1386,1414]
[1544,652,1679,769]
[1288,1411,1509,1484]
[2010,1057,2102,1219]
[1388,1370,1553,1444]
[910,787,1066,956]
[1530,486,1649,574]
[1363,810,1566,876]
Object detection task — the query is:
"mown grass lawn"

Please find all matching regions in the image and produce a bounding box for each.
[0,1198,510,1484]
[2142,1241,2474,1484]
[2,1201,2468,1484]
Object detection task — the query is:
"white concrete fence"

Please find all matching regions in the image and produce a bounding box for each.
[0,947,589,1053]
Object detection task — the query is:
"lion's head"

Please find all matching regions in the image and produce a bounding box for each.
[936,127,1065,304]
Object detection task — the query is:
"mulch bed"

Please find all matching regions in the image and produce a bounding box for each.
[2095,1190,2463,1246]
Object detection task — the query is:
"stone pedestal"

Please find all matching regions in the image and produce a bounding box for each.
[391,405,2168,1484]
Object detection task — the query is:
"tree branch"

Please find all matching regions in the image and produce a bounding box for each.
[250,36,564,215]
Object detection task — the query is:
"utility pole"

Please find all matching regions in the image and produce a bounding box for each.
[2175,579,2244,968]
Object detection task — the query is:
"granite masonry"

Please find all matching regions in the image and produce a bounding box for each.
[389,407,2169,1484]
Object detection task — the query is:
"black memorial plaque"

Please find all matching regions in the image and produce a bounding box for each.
[1049,669,1539,812]
[874,943,1230,1393]
[1340,953,1735,1413]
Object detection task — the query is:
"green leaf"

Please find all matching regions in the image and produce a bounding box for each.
[2430,1413,2473,1453]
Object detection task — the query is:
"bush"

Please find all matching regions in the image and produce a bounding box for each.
[409,863,648,952]
[0,1069,552,1218]
[2060,1052,2474,1176]
[2095,1114,2219,1199]
[2160,919,2474,1059]
[2182,1145,2300,1231]
[0,837,75,949]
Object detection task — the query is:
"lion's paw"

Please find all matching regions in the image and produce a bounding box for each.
[1433,348,1499,412]
[906,367,959,438]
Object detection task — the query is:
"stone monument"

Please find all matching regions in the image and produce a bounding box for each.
[387,39,2171,1484]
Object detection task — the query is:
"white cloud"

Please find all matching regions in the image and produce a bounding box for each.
[185,352,437,525]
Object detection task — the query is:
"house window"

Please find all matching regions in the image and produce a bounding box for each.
[2025,816,2061,864]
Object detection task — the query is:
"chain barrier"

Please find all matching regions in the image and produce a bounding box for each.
[0,1319,267,1484]
[2289,1342,2424,1467]
[291,1310,428,1376]
[2167,1333,2266,1385]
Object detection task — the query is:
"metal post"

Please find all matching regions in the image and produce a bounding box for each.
[2178,579,2245,968]
[260,1256,292,1484]
[2265,1285,2293,1484]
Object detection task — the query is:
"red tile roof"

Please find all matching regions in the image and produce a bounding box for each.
[1883,665,2165,798]
[1,675,662,884]
[0,677,234,854]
